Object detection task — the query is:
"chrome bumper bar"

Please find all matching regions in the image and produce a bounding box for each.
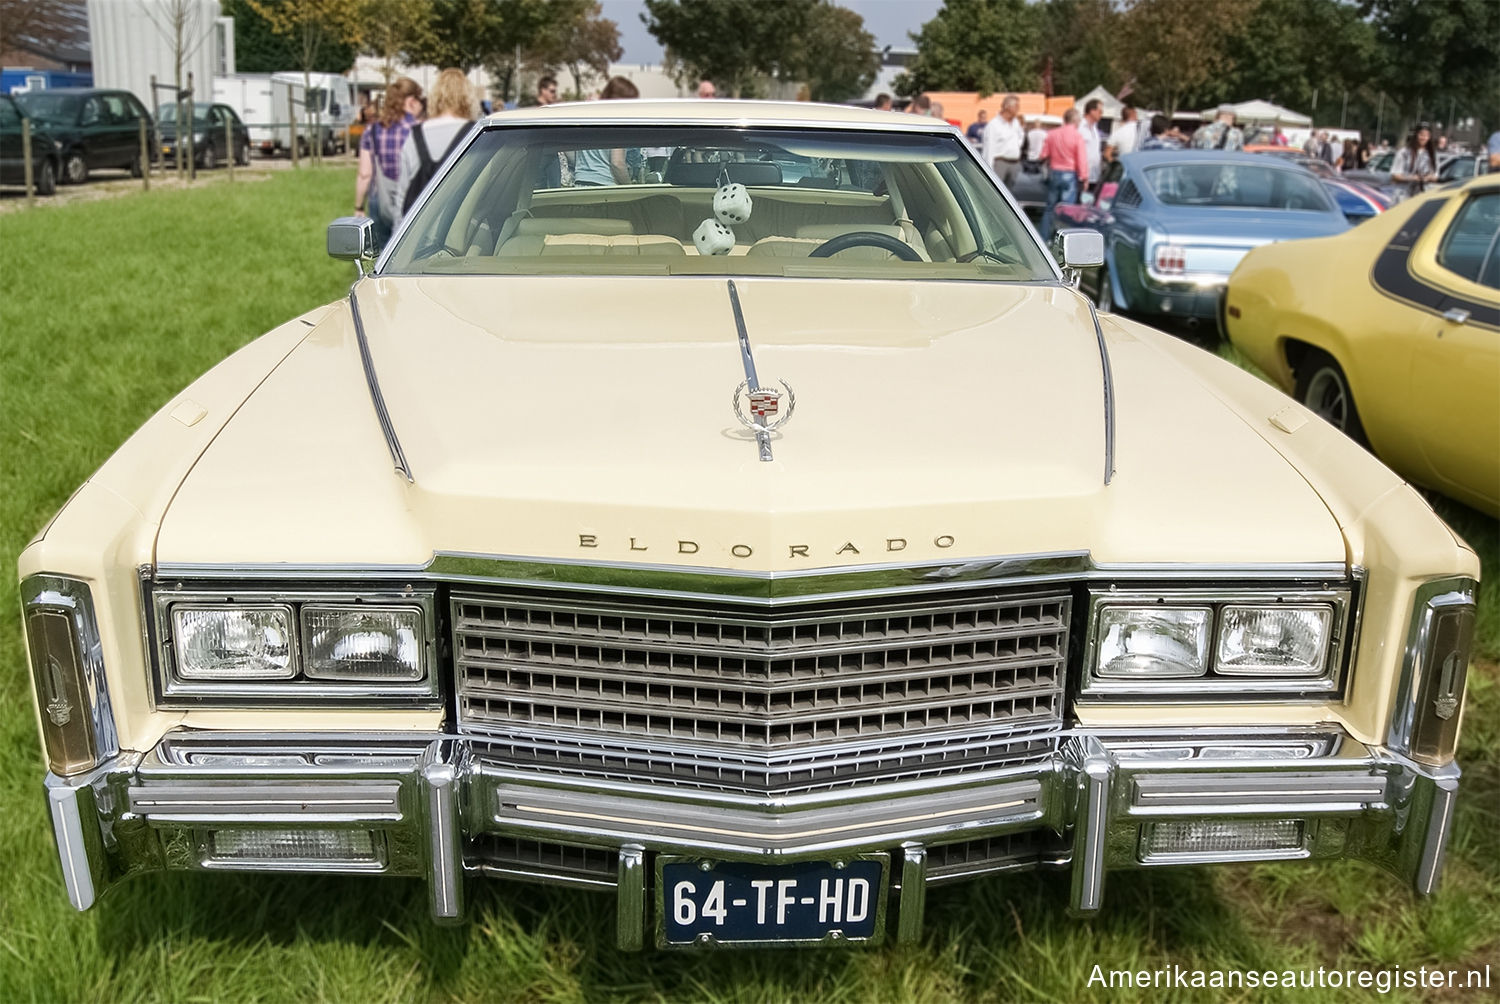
[44,726,1460,947]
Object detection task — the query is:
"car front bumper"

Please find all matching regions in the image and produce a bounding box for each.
[45,725,1459,948]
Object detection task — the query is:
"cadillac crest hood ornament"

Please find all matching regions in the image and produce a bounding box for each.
[733,379,795,433]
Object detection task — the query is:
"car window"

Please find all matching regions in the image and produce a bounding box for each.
[15,92,81,124]
[1143,163,1333,212]
[0,98,19,129]
[80,97,102,126]
[104,95,131,123]
[1437,192,1500,289]
[1439,158,1477,183]
[1370,151,1394,172]
[384,125,1056,283]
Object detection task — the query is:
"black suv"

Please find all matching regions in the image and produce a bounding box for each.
[14,87,152,184]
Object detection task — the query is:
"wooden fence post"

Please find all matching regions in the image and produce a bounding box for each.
[21,117,34,207]
[225,114,234,181]
[288,89,299,168]
[186,72,196,182]
[139,116,150,191]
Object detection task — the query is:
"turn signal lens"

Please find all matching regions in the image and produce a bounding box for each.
[174,606,295,679]
[1410,601,1474,764]
[1096,607,1211,678]
[1215,605,1332,676]
[1141,819,1304,861]
[301,606,424,681]
[208,828,380,866]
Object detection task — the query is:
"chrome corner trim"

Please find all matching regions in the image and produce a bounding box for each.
[348,286,413,483]
[1083,297,1116,486]
[616,844,647,951]
[421,743,463,921]
[726,280,773,463]
[46,779,96,910]
[1414,763,1460,896]
[22,574,119,769]
[1389,576,1478,757]
[1070,738,1110,914]
[896,842,927,944]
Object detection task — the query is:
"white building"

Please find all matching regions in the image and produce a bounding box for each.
[88,0,228,111]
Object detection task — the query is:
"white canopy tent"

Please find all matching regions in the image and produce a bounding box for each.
[1075,86,1124,118]
[1201,99,1312,127]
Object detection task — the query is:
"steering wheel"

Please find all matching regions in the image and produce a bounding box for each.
[808,231,923,262]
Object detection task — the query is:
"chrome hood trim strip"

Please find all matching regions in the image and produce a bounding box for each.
[1085,296,1116,486]
[726,279,774,463]
[349,283,413,483]
[154,551,1351,605]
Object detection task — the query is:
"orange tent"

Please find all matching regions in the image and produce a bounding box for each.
[922,92,1075,129]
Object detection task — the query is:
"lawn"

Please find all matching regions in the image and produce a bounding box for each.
[0,169,1495,1003]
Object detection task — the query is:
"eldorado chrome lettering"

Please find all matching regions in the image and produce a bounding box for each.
[581,534,957,559]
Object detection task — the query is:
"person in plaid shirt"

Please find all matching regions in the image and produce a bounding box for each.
[355,77,423,246]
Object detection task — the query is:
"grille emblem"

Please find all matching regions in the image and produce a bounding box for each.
[733,380,795,433]
[1433,652,1461,720]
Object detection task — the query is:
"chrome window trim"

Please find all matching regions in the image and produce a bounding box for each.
[22,574,119,767]
[1078,586,1354,701]
[148,586,440,708]
[1388,575,1478,758]
[153,551,1351,607]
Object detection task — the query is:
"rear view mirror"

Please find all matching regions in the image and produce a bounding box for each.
[1053,228,1105,269]
[327,216,374,269]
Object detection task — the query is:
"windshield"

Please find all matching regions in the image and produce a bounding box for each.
[1144,163,1334,211]
[383,125,1054,282]
[157,103,209,123]
[14,92,79,123]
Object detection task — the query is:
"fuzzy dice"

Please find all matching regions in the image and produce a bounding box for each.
[693,218,736,256]
[713,182,754,225]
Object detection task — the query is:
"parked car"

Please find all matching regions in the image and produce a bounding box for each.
[14,87,151,184]
[1062,150,1349,325]
[23,102,1477,949]
[1437,152,1491,185]
[0,94,61,194]
[157,102,251,169]
[1247,148,1393,222]
[1226,174,1499,515]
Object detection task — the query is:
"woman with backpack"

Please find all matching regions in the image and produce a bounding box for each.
[354,76,423,248]
[394,69,477,225]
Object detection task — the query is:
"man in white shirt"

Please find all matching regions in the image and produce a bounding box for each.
[1079,98,1104,190]
[1106,106,1140,160]
[982,94,1025,189]
[1025,119,1049,164]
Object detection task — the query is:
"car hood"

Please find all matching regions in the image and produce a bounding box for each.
[155,276,1346,570]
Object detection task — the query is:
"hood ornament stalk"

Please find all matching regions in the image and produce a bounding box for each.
[726,280,794,462]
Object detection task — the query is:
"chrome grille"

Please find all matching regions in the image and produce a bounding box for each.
[453,588,1069,792]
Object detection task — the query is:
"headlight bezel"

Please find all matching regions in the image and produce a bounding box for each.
[1080,585,1354,701]
[150,584,440,707]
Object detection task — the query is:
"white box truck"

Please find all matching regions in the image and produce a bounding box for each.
[270,71,356,156]
[213,74,277,154]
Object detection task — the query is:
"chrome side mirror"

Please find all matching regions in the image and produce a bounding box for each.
[1052,228,1104,289]
[327,216,375,274]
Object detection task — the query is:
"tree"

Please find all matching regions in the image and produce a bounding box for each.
[530,2,623,100]
[138,0,218,174]
[360,0,435,84]
[1213,0,1375,112]
[406,0,563,73]
[1364,0,1500,135]
[792,3,878,104]
[222,0,358,74]
[1037,0,1119,99]
[0,0,74,59]
[896,0,1041,96]
[1111,0,1253,115]
[643,0,818,98]
[248,0,363,163]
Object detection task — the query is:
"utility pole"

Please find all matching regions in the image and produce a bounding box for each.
[1376,92,1384,142]
[1340,91,1348,129]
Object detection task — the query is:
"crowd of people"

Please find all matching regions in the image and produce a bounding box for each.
[351,72,1499,248]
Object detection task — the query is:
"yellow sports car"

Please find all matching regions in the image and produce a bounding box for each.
[1225,174,1499,516]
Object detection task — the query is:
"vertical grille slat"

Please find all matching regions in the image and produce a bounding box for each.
[454,588,1069,794]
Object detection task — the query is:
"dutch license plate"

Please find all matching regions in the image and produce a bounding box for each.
[658,856,886,947]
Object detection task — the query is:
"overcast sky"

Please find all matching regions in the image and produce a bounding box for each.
[601,0,943,65]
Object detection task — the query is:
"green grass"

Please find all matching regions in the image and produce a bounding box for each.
[1,173,1496,1002]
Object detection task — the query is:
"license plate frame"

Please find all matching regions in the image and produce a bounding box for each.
[654,853,889,949]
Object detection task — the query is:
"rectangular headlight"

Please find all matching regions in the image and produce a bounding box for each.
[173,605,295,679]
[301,605,424,681]
[1095,606,1210,678]
[1215,605,1332,676]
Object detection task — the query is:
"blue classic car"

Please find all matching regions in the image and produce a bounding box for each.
[1060,151,1349,325]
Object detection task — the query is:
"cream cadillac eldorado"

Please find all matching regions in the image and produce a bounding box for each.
[20,101,1479,949]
